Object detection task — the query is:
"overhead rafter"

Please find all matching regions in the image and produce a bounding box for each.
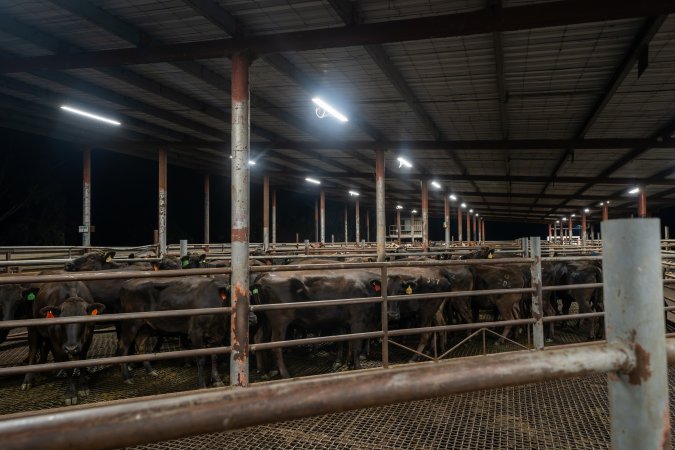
[2,0,674,73]
[530,16,667,211]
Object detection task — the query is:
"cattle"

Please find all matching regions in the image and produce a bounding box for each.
[65,251,120,272]
[553,261,604,339]
[0,285,39,344]
[251,269,381,378]
[116,276,247,388]
[386,265,473,360]
[20,282,104,406]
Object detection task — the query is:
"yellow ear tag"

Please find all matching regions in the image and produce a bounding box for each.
[405,286,413,295]
[488,253,494,259]
[106,255,113,263]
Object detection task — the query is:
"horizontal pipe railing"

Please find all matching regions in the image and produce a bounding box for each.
[0,341,638,450]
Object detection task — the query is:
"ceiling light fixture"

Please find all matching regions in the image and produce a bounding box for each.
[312,97,348,122]
[61,105,120,126]
[305,177,321,185]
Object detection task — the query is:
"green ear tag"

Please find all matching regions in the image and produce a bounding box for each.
[27,292,36,301]
[182,259,189,268]
[252,288,259,295]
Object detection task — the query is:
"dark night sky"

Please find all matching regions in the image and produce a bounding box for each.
[1,128,673,247]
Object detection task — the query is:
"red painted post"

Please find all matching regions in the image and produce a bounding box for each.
[466,210,471,243]
[472,214,477,243]
[638,188,647,218]
[602,203,609,221]
[482,219,486,242]
[263,175,269,251]
[568,216,573,244]
[458,207,463,243]
[421,180,429,251]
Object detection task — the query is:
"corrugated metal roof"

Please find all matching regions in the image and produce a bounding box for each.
[0,1,672,221]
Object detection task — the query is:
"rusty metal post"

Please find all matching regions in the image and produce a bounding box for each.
[554,222,558,243]
[314,199,319,243]
[230,52,251,387]
[530,237,544,350]
[466,209,471,243]
[82,149,91,247]
[591,223,595,241]
[582,212,587,247]
[421,180,429,251]
[548,223,552,242]
[355,197,360,244]
[381,265,389,368]
[638,187,647,218]
[482,219,486,242]
[568,216,573,244]
[375,149,385,262]
[344,205,348,243]
[602,203,609,221]
[158,149,168,256]
[204,175,210,250]
[444,195,450,248]
[411,211,416,245]
[472,214,477,244]
[272,189,276,246]
[458,206,463,243]
[263,175,270,251]
[320,189,325,244]
[396,210,401,243]
[602,218,670,449]
[478,218,482,243]
[366,209,370,242]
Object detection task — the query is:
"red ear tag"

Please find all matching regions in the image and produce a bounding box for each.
[46,311,55,319]
[153,263,159,272]
[372,283,381,292]
[220,291,227,301]
[91,309,98,316]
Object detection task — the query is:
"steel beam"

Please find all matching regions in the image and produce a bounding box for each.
[458,206,463,243]
[444,195,450,248]
[230,52,250,387]
[4,1,674,72]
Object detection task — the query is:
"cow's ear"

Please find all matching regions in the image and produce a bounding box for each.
[128,253,135,259]
[104,251,116,263]
[39,306,61,318]
[152,262,159,271]
[87,303,106,316]
[249,284,263,304]
[180,255,190,268]
[369,279,382,293]
[23,287,40,301]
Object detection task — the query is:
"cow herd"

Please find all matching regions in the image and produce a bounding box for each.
[0,247,605,405]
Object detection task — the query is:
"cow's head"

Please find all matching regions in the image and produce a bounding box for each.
[180,253,207,269]
[459,246,495,260]
[65,251,117,272]
[40,298,105,356]
[0,286,39,344]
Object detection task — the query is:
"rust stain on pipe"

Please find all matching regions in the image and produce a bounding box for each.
[628,342,652,385]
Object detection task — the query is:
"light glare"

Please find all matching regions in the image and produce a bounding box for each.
[449,194,457,201]
[61,105,120,126]
[584,208,590,213]
[396,205,403,210]
[305,177,321,185]
[397,157,413,169]
[629,187,640,194]
[348,190,359,196]
[431,181,441,189]
[411,209,417,214]
[311,97,348,122]
[461,203,467,208]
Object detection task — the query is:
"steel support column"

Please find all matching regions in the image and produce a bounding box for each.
[204,175,210,250]
[638,187,647,218]
[375,149,385,262]
[344,205,348,243]
[421,180,429,251]
[396,210,401,243]
[355,197,360,244]
[602,218,670,449]
[320,189,325,244]
[263,175,269,251]
[158,149,167,256]
[466,210,471,243]
[581,213,587,246]
[366,209,370,242]
[314,200,319,243]
[444,196,450,248]
[272,190,277,245]
[530,236,544,350]
[411,212,416,244]
[568,216,573,243]
[82,149,91,247]
[602,203,609,221]
[482,219,486,242]
[458,207,463,243]
[548,223,552,242]
[472,214,477,244]
[230,52,250,387]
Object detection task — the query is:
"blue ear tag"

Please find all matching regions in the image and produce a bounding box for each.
[182,259,189,268]
[27,292,36,301]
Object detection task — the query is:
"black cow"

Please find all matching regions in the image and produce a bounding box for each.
[0,285,39,344]
[116,276,241,388]
[252,269,381,378]
[386,265,473,360]
[21,282,104,406]
[65,251,120,272]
